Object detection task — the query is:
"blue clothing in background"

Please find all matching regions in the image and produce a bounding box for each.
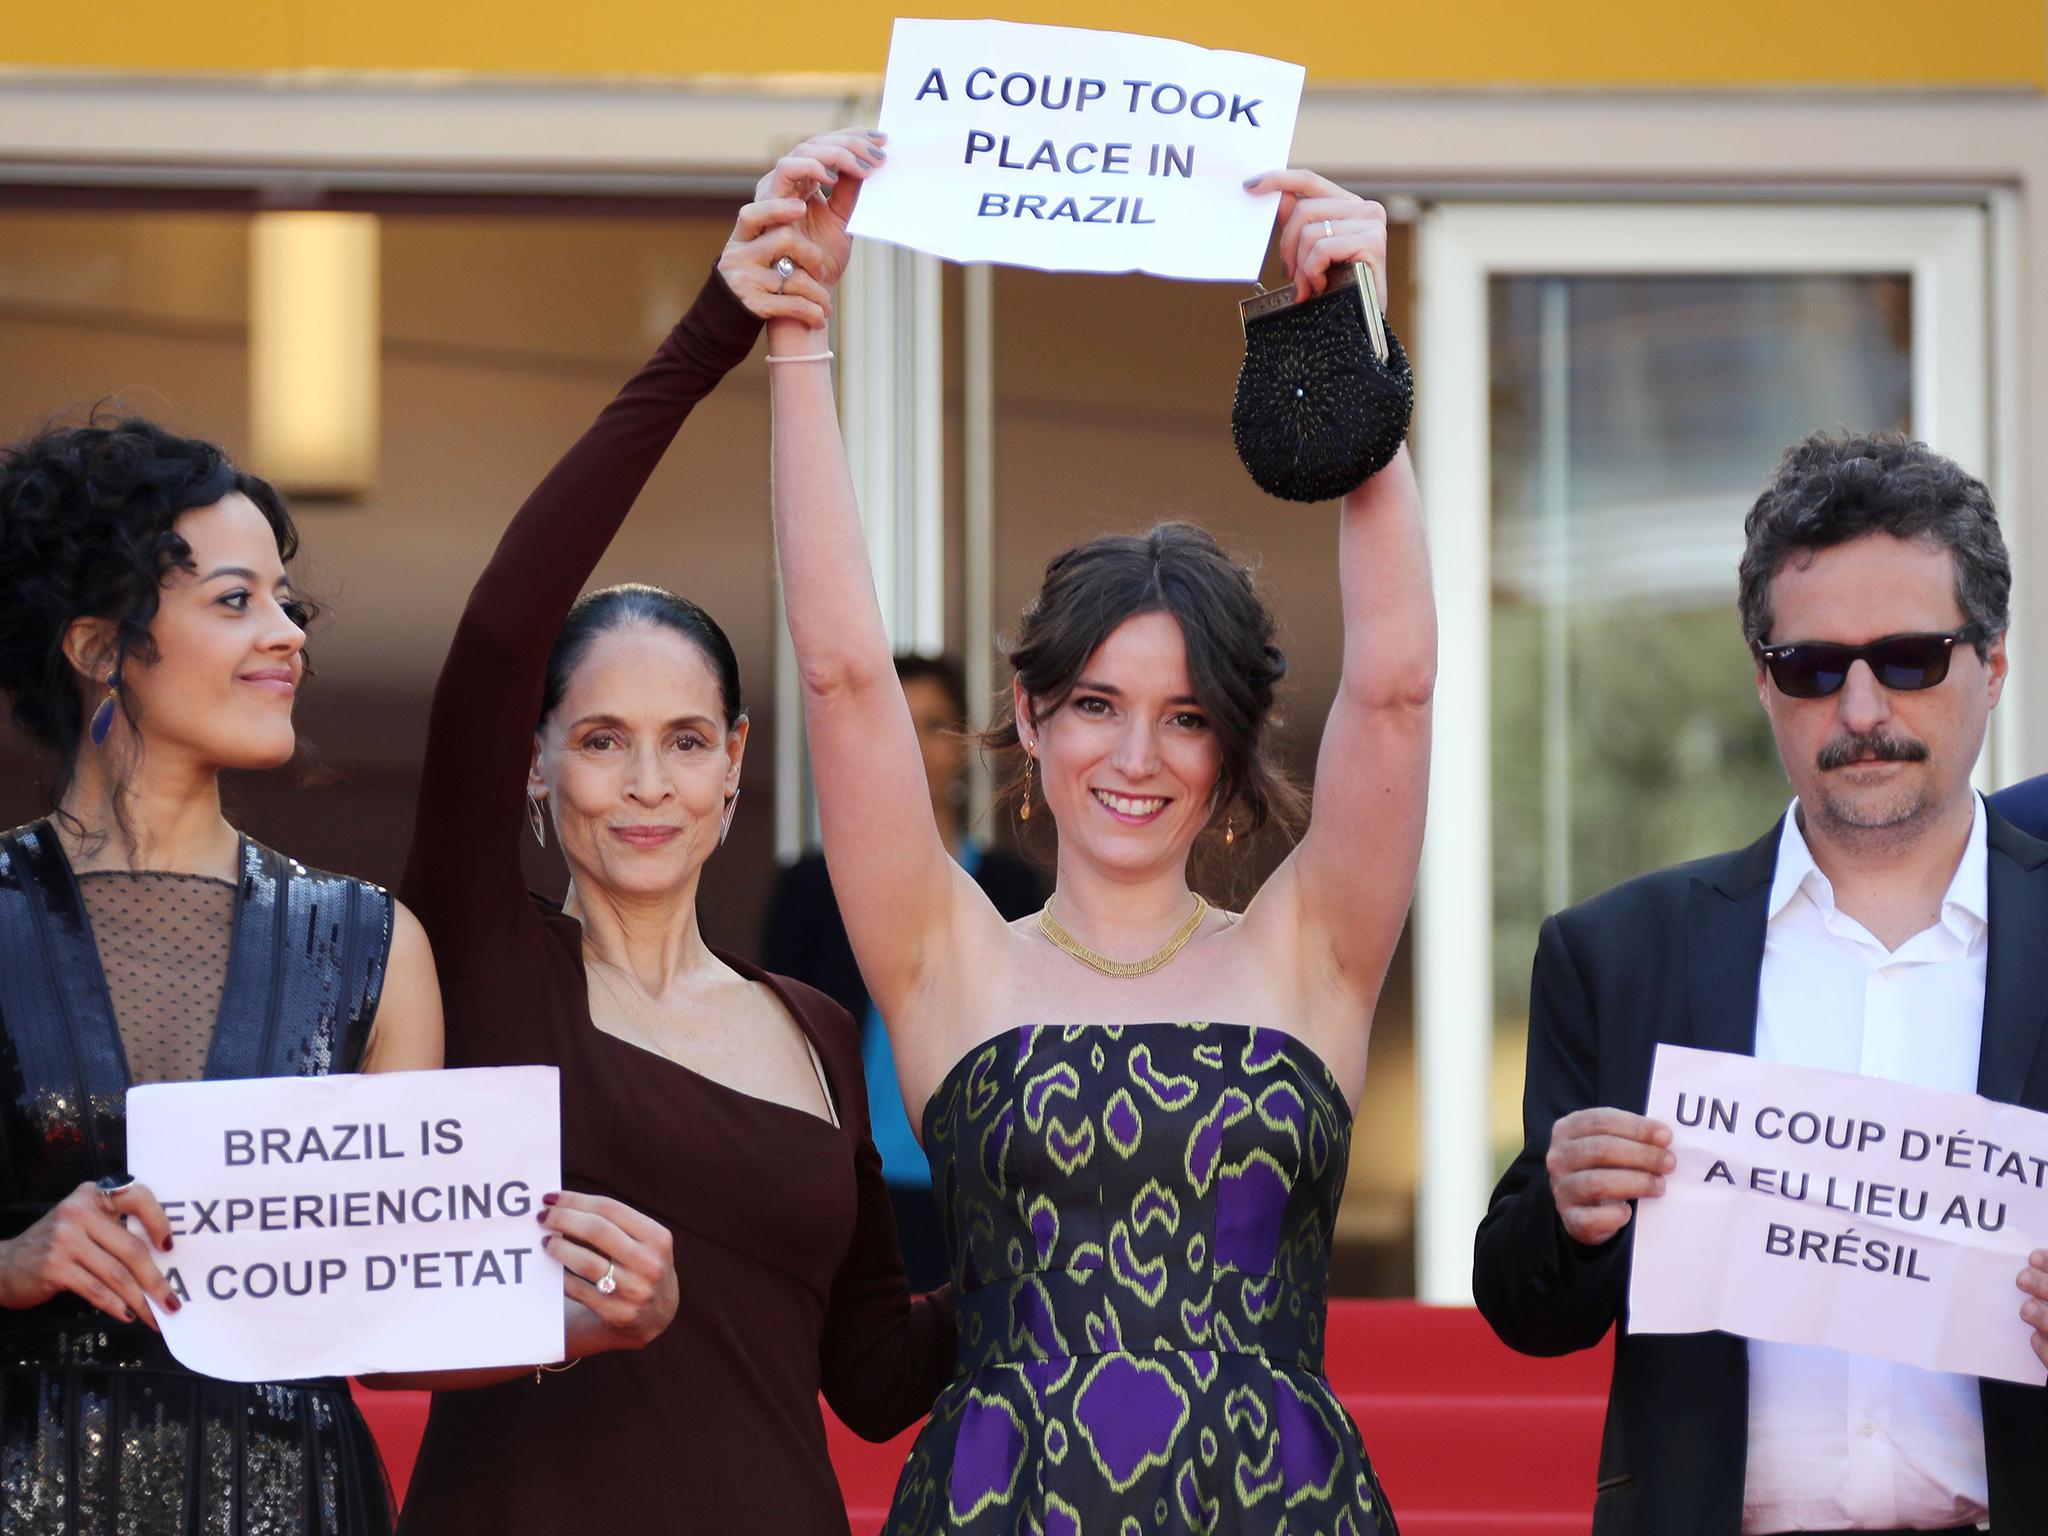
[861,845,983,1190]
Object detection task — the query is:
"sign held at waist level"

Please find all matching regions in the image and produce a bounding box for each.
[126,1065,563,1382]
[1630,1044,2048,1385]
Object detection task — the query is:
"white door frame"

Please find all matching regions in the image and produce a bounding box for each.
[1410,200,1995,1303]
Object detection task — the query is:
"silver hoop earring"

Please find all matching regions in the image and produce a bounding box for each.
[527,792,548,849]
[718,788,740,848]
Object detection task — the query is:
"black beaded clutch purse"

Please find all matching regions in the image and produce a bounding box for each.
[1231,262,1413,503]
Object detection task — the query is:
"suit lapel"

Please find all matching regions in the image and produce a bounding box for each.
[1978,807,2048,1106]
[1685,821,1781,1058]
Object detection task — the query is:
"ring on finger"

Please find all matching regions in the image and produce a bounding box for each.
[774,255,796,293]
[597,1261,618,1296]
[1323,220,1335,239]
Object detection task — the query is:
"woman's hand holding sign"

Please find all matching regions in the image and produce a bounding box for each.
[1242,168,1387,306]
[719,129,887,330]
[0,1178,181,1328]
[364,1186,679,1391]
[539,1191,678,1352]
[1548,1107,1677,1247]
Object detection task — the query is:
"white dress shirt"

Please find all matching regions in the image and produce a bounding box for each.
[1741,796,1991,1533]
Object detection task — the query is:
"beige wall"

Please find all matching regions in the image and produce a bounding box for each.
[0,208,787,953]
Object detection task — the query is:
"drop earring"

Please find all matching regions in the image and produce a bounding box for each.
[1020,752,1035,822]
[88,670,121,748]
[719,788,740,848]
[527,791,548,848]
[1225,817,1236,848]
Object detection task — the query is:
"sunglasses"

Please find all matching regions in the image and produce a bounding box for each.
[1755,622,1986,700]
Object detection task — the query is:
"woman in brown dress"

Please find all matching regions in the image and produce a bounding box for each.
[388,133,954,1532]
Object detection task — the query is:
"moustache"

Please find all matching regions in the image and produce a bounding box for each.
[1816,731,1929,771]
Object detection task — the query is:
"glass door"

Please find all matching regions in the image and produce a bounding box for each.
[1409,203,1993,1301]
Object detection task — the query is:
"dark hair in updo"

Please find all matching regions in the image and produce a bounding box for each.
[0,416,300,813]
[540,584,744,730]
[987,521,1304,841]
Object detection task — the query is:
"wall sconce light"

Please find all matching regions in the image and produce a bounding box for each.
[248,212,380,500]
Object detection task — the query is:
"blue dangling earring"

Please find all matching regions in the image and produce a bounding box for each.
[88,671,120,747]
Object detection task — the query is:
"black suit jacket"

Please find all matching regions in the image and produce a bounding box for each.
[1473,806,2048,1535]
[1991,773,2048,843]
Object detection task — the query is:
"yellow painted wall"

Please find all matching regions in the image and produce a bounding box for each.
[7,0,2045,89]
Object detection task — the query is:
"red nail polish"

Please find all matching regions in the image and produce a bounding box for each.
[161,1237,174,1253]
[535,1209,549,1224]
[542,1192,560,1206]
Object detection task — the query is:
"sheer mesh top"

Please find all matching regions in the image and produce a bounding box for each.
[76,870,233,1085]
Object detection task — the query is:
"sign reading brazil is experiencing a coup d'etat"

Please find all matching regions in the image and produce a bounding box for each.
[847,19,1305,282]
[126,1066,563,1382]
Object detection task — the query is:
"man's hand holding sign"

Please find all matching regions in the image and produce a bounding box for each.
[2020,1249,2048,1370]
[1548,1106,1676,1248]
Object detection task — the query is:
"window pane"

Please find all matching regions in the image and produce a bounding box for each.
[1487,275,1912,1168]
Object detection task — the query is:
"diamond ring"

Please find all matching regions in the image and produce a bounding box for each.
[774,255,797,292]
[597,1261,618,1296]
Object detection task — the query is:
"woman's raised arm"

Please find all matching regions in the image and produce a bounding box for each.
[1245,171,1436,1020]
[767,135,1000,1081]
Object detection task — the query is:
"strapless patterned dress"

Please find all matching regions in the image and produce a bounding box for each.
[883,1022,1397,1536]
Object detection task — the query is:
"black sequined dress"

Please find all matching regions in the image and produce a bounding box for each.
[0,820,397,1534]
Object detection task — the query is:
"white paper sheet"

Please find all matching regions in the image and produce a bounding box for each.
[1629,1043,2048,1385]
[847,18,1304,281]
[126,1066,563,1381]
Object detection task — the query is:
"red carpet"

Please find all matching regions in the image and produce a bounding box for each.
[353,1301,1610,1532]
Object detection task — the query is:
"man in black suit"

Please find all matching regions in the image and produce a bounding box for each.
[1475,431,2048,1535]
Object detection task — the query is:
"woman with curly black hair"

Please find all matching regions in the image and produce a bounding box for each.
[0,417,443,1533]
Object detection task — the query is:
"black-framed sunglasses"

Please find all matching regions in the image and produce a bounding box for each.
[1755,622,1987,700]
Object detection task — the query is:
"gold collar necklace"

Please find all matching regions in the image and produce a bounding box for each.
[1036,895,1208,978]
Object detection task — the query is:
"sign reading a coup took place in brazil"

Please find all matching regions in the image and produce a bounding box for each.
[126,1066,563,1382]
[1630,1044,2048,1385]
[847,18,1304,282]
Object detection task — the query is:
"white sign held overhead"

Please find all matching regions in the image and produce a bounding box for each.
[1629,1044,2048,1386]
[848,18,1304,282]
[126,1066,564,1383]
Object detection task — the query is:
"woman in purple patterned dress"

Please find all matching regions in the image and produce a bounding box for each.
[767,141,1431,1536]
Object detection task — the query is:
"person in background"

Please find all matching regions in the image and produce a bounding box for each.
[764,654,1045,1290]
